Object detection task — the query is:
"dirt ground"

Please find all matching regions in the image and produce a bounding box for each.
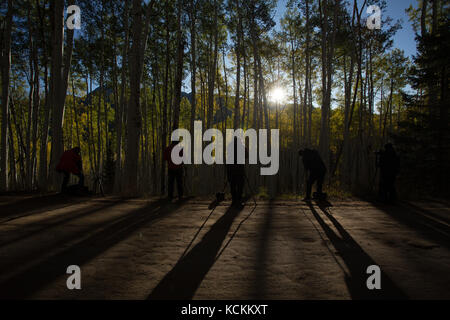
[0,193,449,300]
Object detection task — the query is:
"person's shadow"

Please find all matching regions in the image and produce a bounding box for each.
[306,200,407,299]
[147,205,244,300]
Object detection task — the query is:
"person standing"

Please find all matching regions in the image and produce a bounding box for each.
[164,141,184,201]
[299,148,327,201]
[226,137,247,207]
[378,143,400,203]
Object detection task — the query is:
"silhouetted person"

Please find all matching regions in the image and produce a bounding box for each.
[164,141,184,201]
[299,148,326,201]
[378,143,400,203]
[226,137,247,207]
[56,147,84,193]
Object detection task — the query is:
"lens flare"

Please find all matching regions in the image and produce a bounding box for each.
[269,87,285,103]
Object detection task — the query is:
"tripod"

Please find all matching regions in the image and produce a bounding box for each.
[216,170,257,207]
[92,172,105,197]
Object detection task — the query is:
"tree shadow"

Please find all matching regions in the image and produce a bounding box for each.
[0,193,87,222]
[421,198,450,207]
[147,204,244,300]
[306,201,408,299]
[0,199,124,248]
[251,199,274,299]
[401,201,450,223]
[0,198,187,299]
[366,199,450,249]
[0,200,144,276]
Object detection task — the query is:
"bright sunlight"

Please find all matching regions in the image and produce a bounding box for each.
[268,87,286,104]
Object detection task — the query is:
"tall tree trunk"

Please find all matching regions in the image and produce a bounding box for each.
[207,0,219,129]
[160,5,171,194]
[37,0,49,190]
[0,0,13,192]
[252,54,259,129]
[7,113,16,189]
[291,39,297,147]
[31,29,40,191]
[421,0,428,37]
[48,0,75,190]
[234,0,242,129]
[172,0,184,131]
[124,0,146,195]
[26,6,35,190]
[241,47,248,127]
[114,0,130,193]
[189,0,197,135]
[303,0,311,146]
[318,0,339,169]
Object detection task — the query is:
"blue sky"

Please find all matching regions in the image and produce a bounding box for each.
[273,0,418,58]
[182,0,419,93]
[382,0,418,57]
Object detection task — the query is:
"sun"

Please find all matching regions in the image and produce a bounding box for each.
[269,87,286,103]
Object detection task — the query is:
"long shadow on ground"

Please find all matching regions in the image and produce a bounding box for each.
[367,199,450,249]
[252,200,274,299]
[401,201,450,225]
[0,198,187,299]
[306,200,408,299]
[0,199,124,248]
[0,193,88,222]
[147,205,245,300]
[0,200,134,275]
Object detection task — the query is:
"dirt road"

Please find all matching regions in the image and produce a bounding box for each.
[0,194,448,299]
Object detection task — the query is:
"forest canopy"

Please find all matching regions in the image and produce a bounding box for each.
[0,0,448,198]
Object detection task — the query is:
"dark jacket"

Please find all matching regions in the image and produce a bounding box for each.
[379,149,400,178]
[226,138,247,178]
[301,149,326,174]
